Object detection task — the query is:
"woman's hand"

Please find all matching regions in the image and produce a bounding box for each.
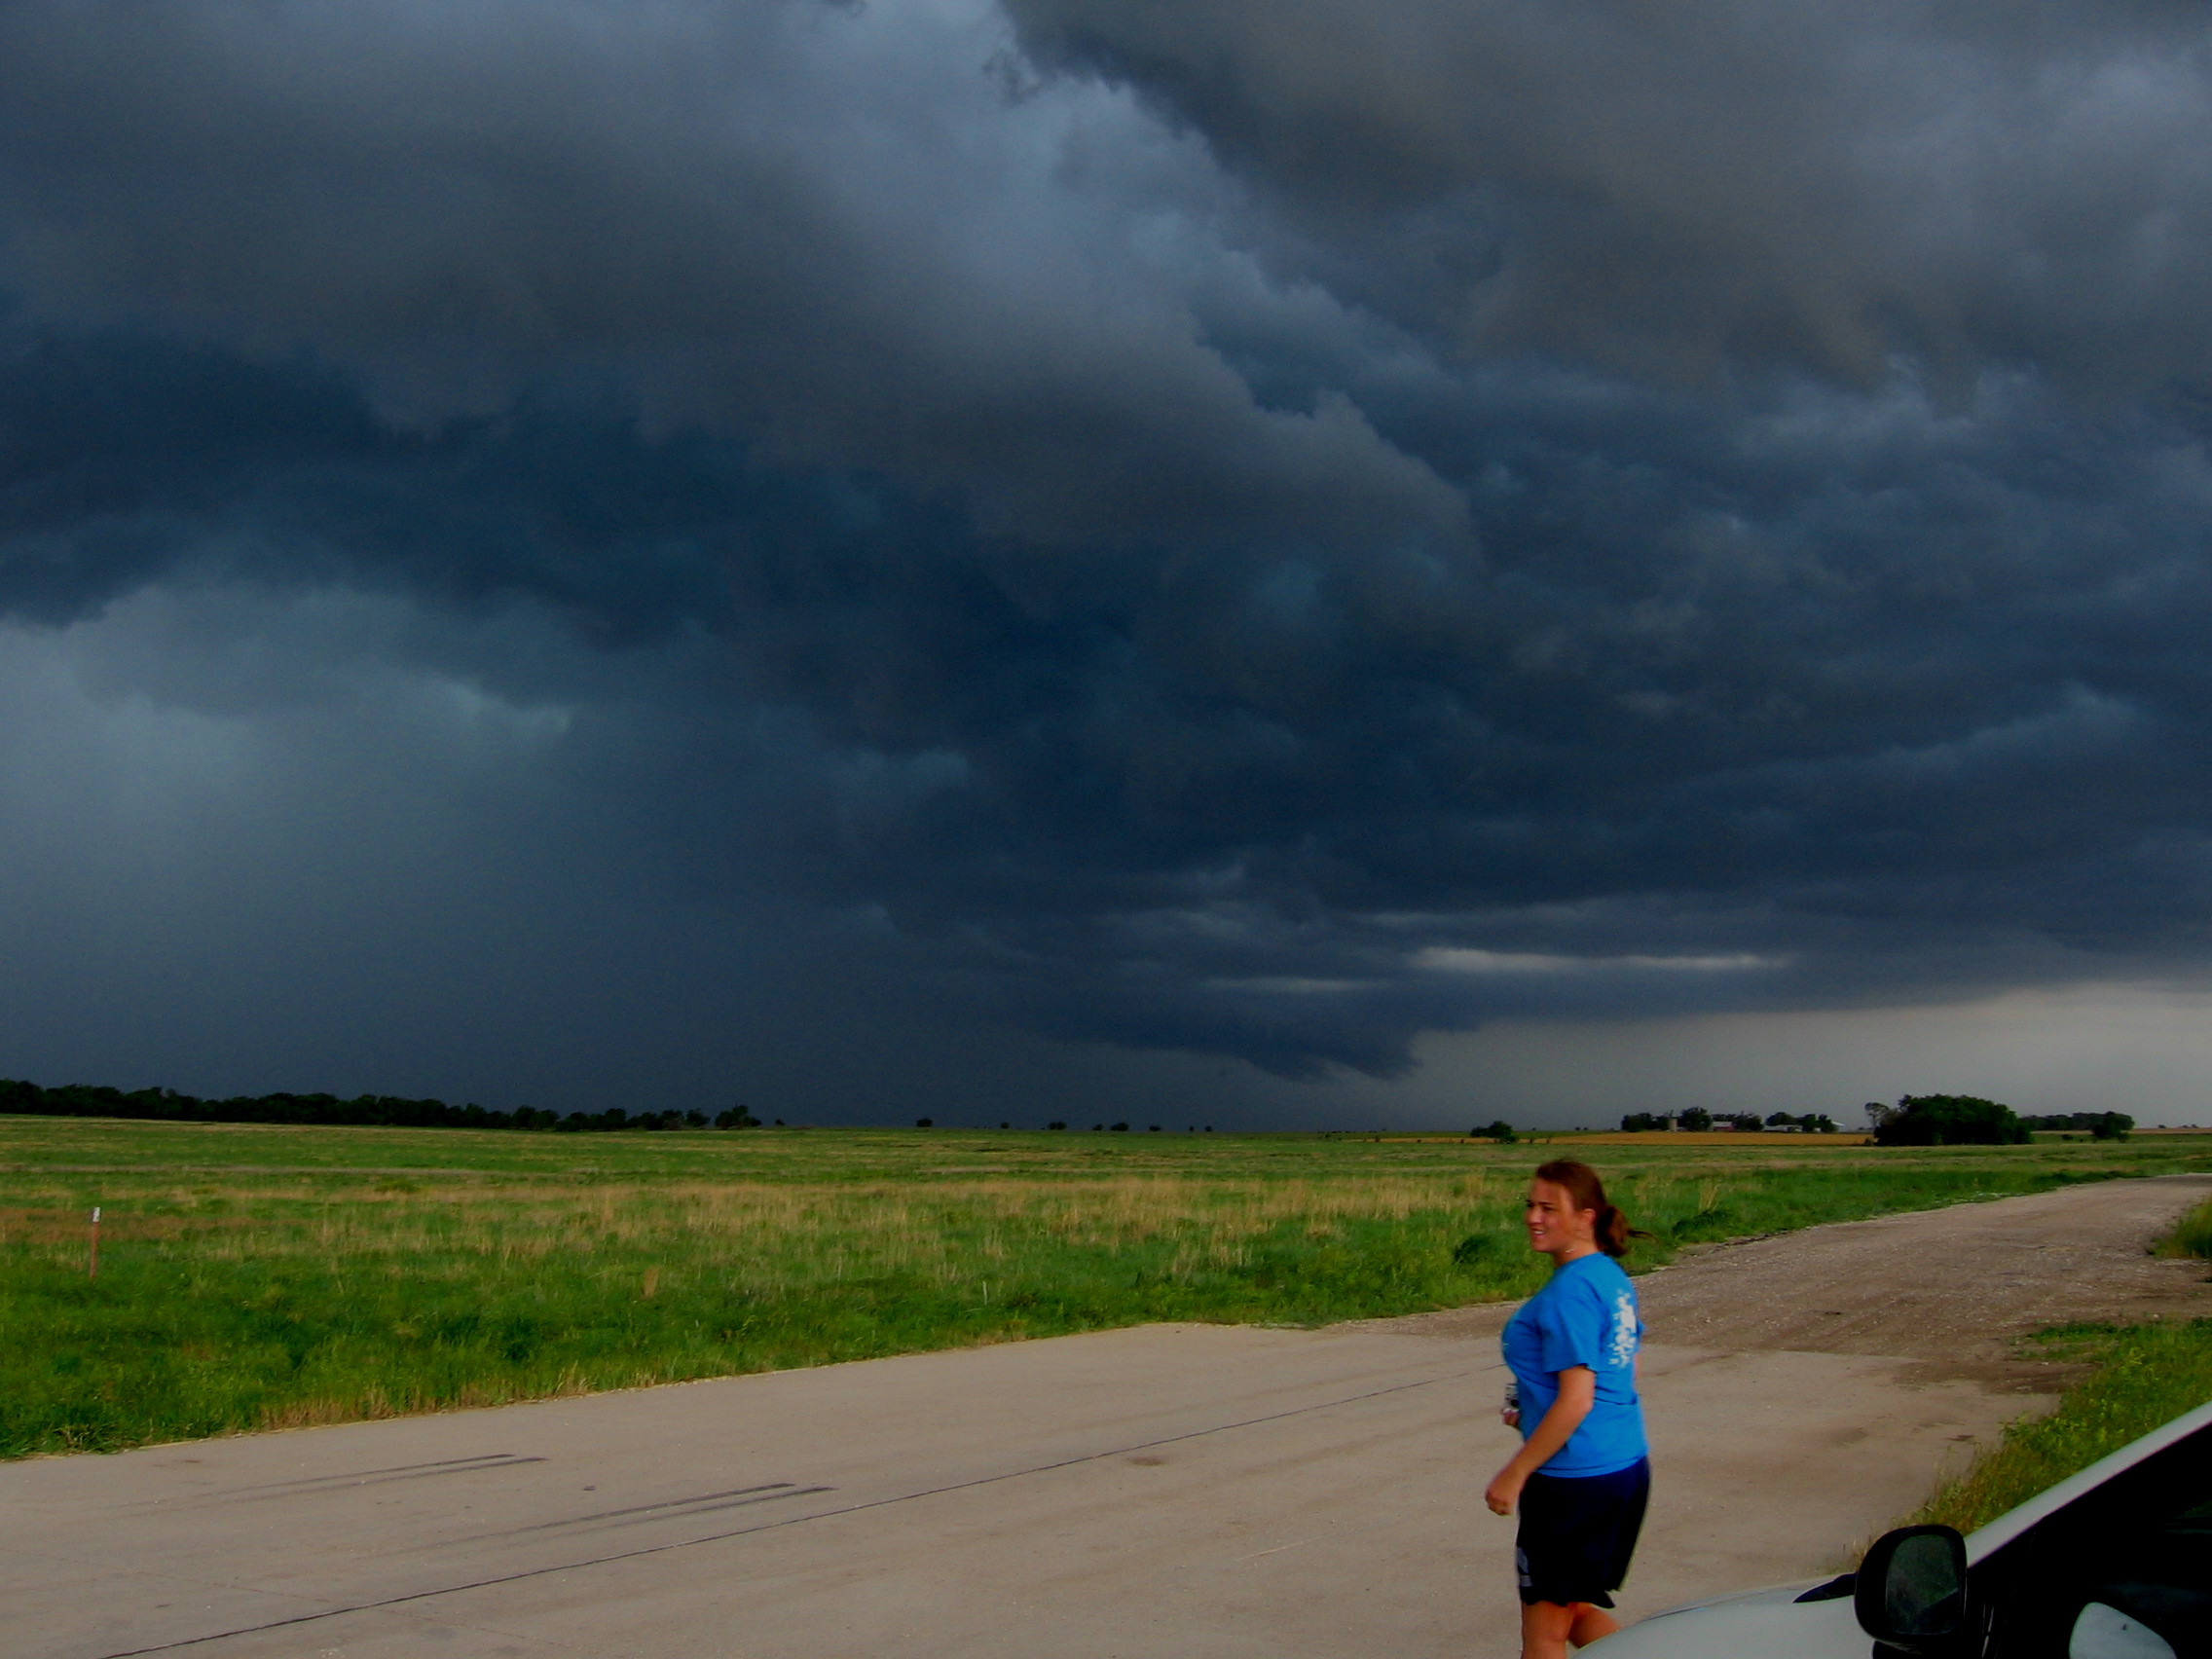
[1500,1405,1521,1429]
[1485,1462,1526,1516]
[1486,1366,1597,1519]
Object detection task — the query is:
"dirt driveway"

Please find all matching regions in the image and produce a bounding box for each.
[1372,1170,2212,1388]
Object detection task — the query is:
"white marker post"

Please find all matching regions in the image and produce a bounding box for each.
[89,1206,100,1281]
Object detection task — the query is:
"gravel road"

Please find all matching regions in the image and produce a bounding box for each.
[1370,1171,2212,1390]
[1640,1171,2212,1377]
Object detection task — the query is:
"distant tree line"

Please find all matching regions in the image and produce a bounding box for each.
[2015,1110,2134,1139]
[1618,1110,1838,1132]
[0,1077,767,1132]
[1614,1096,2124,1145]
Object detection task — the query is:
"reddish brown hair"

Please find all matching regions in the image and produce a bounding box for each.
[1532,1159,1635,1258]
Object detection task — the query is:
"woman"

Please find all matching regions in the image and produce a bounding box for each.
[1486,1160,1648,1658]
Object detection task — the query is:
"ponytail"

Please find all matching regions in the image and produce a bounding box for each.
[1534,1160,1647,1259]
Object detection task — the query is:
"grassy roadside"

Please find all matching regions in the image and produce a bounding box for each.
[1914,1193,2212,1533]
[2158,1191,2212,1262]
[4,1117,2205,1459]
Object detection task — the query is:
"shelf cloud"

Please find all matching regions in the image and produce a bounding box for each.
[2,0,2210,1109]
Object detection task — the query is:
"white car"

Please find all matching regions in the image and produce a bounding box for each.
[1600,1398,2211,1659]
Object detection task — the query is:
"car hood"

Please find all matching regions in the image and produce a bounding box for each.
[1595,1580,1869,1659]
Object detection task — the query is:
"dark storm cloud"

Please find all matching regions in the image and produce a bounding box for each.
[0,0,1466,553]
[2,0,2211,1091]
[1004,0,2212,389]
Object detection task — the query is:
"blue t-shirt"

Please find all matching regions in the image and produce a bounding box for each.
[1500,1252,1647,1477]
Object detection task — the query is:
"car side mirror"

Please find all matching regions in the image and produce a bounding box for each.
[1855,1525,1969,1654]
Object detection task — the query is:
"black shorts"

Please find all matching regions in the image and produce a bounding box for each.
[1515,1457,1649,1608]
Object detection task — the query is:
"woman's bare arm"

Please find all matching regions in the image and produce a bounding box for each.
[1485,1367,1597,1515]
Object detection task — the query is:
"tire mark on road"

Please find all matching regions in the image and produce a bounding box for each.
[92,1360,1487,1658]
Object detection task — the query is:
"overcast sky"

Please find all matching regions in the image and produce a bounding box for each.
[5,0,2212,1128]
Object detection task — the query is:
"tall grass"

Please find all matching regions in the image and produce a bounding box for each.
[3,1118,2203,1458]
[3,1167,1541,1454]
[2156,1194,2212,1260]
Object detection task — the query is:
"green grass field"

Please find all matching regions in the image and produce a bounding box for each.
[4,1116,2206,1459]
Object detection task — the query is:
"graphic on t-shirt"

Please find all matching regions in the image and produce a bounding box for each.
[1606,1289,1639,1369]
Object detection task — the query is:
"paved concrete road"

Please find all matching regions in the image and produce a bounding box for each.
[7,1175,2206,1659]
